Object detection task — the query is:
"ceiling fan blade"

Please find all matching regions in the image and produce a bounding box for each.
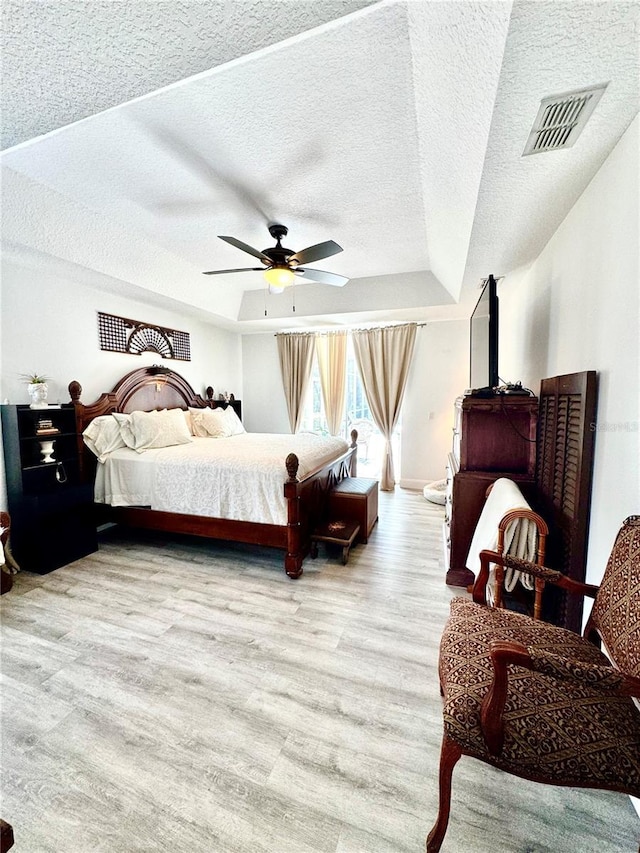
[141,123,273,222]
[288,240,343,266]
[202,267,264,276]
[218,235,270,263]
[297,268,349,287]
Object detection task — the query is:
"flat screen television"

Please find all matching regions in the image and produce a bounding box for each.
[469,274,499,391]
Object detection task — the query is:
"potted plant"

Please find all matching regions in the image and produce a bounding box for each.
[20,373,50,409]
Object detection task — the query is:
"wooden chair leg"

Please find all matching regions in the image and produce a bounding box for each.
[0,512,20,574]
[3,541,20,574]
[426,735,462,853]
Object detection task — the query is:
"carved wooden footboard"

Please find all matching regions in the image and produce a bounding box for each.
[284,440,357,577]
[70,367,357,578]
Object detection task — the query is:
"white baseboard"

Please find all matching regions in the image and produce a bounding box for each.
[398,478,426,490]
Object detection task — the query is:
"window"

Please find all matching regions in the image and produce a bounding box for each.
[345,350,372,423]
[300,339,371,436]
[299,339,399,481]
[300,359,329,435]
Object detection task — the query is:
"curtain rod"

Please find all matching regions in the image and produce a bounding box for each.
[275,322,427,337]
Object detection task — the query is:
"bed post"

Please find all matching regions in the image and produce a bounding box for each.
[284,452,304,579]
[69,381,86,477]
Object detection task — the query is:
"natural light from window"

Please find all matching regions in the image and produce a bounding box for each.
[299,338,401,482]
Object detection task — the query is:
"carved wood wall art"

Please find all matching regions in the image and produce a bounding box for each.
[97,312,191,361]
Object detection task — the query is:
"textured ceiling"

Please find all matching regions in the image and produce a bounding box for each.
[1,0,638,331]
[1,0,377,150]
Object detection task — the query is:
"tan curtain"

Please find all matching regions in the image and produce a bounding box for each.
[316,331,347,436]
[352,323,417,490]
[276,332,316,433]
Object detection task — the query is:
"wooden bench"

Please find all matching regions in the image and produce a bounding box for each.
[328,477,378,543]
[310,519,360,565]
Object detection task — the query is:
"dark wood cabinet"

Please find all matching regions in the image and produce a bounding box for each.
[1,404,97,573]
[457,395,538,475]
[444,395,538,586]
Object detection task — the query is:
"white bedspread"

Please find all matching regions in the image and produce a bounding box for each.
[94,433,349,526]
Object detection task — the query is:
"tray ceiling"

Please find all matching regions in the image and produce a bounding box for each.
[1,0,638,331]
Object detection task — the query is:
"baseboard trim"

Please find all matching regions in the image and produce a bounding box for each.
[398,478,427,490]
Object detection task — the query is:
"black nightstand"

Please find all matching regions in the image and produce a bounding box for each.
[1,404,97,573]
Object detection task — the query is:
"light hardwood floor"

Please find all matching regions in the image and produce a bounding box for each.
[1,489,638,852]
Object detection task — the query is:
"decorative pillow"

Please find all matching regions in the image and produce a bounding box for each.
[112,412,136,448]
[188,407,212,438]
[128,408,193,453]
[189,407,232,438]
[181,409,195,435]
[221,405,245,435]
[82,415,127,462]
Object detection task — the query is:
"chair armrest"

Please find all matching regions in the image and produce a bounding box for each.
[528,647,640,697]
[480,640,640,757]
[472,550,600,606]
[480,640,531,755]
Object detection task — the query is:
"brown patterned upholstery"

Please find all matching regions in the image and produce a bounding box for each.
[440,598,640,790]
[590,515,640,679]
[427,516,640,853]
[527,647,625,691]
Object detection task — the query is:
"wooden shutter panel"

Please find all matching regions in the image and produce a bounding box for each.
[535,371,597,632]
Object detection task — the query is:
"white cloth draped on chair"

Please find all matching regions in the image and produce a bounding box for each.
[276,332,316,434]
[316,331,347,436]
[465,477,538,602]
[352,323,417,491]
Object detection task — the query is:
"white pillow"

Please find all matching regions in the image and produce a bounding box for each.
[181,409,195,435]
[221,405,245,435]
[112,412,136,449]
[127,408,193,453]
[163,408,194,435]
[189,407,232,438]
[188,407,212,438]
[82,415,127,462]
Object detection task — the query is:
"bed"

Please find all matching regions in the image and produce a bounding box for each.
[69,367,358,578]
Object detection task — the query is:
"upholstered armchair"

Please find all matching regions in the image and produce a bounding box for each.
[427,516,640,852]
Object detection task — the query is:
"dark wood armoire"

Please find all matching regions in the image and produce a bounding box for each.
[444,371,597,633]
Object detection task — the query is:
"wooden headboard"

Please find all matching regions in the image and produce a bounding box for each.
[69,367,214,430]
[68,367,240,477]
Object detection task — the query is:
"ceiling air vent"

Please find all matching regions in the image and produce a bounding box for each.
[522,83,608,156]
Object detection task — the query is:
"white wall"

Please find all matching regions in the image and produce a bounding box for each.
[499,114,639,588]
[0,260,242,510]
[400,319,468,488]
[241,333,290,434]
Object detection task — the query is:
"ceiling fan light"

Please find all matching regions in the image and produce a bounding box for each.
[264,265,295,289]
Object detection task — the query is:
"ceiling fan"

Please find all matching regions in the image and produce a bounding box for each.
[203,223,348,292]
